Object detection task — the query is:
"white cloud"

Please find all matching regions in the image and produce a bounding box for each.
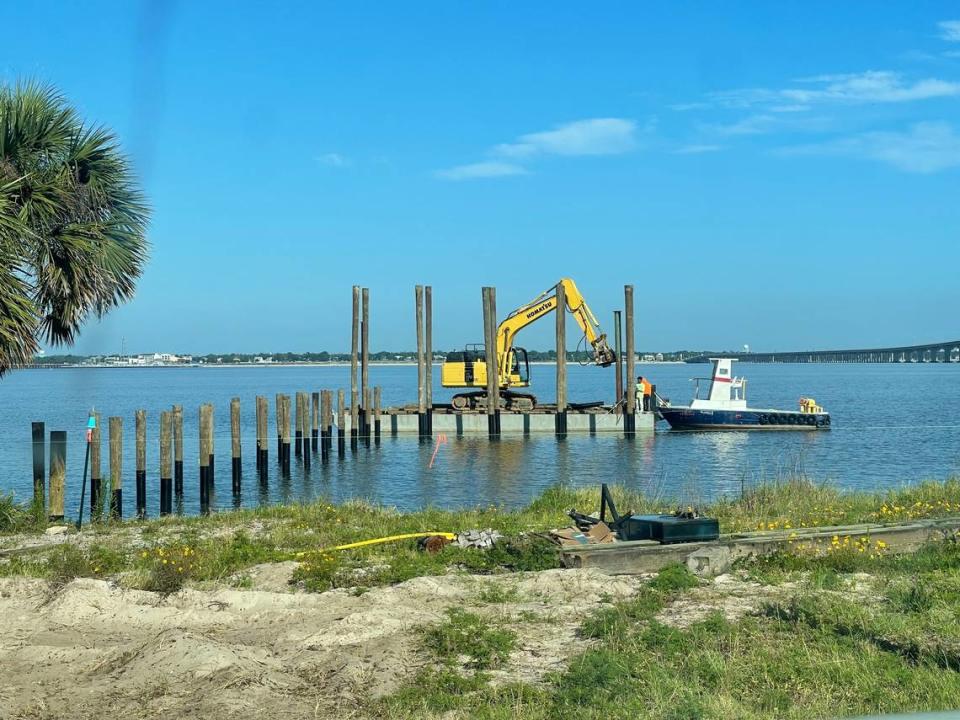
[711,70,960,109]
[780,121,960,173]
[673,144,723,154]
[939,20,960,42]
[435,161,529,181]
[318,153,350,167]
[494,118,638,157]
[436,117,640,180]
[710,114,778,136]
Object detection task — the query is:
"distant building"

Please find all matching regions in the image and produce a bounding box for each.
[254,356,274,364]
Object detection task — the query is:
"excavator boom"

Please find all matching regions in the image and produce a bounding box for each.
[497,278,616,371]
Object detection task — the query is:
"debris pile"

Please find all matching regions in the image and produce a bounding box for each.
[455,529,503,549]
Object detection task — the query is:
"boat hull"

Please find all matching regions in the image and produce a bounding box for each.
[658,407,830,431]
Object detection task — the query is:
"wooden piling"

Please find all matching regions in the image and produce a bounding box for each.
[208,403,215,487]
[199,405,211,514]
[350,389,359,452]
[364,387,373,447]
[301,393,311,469]
[172,405,183,497]
[425,285,433,435]
[31,422,45,510]
[256,395,268,481]
[294,391,304,458]
[556,280,567,437]
[361,286,370,438]
[135,409,146,518]
[281,395,291,474]
[48,431,66,521]
[351,285,360,443]
[90,412,102,519]
[613,310,624,406]
[416,285,426,440]
[311,392,319,452]
[320,390,331,462]
[373,386,382,445]
[275,393,283,461]
[231,397,241,495]
[337,389,346,456]
[482,287,500,438]
[160,411,172,515]
[624,284,636,434]
[109,417,122,519]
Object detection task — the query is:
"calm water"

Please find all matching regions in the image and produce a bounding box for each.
[2,363,959,518]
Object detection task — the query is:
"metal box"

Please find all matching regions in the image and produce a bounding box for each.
[618,514,720,544]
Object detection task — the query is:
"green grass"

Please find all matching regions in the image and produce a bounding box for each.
[423,608,518,670]
[380,545,960,719]
[3,476,960,597]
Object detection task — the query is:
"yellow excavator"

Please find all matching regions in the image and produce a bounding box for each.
[441,278,616,411]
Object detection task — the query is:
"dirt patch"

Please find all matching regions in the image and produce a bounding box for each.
[655,573,782,629]
[0,567,639,719]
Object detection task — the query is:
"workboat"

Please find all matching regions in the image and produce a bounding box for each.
[657,358,830,431]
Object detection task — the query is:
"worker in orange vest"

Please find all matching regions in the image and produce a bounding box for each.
[636,376,653,411]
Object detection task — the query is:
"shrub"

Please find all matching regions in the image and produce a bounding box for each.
[139,544,200,594]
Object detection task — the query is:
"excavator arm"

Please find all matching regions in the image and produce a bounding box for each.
[496,278,616,380]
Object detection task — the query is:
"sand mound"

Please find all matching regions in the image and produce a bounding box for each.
[0,566,639,719]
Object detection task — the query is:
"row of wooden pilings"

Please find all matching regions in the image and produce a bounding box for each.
[30,387,383,521]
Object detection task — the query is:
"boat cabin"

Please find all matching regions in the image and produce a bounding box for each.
[689,358,747,410]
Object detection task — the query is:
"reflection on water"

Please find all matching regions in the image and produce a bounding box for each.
[1,363,959,517]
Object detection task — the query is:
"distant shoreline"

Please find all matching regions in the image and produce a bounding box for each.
[27,359,688,369]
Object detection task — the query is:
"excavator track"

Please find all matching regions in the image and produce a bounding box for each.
[451,391,537,412]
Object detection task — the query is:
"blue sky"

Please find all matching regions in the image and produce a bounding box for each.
[5,2,960,354]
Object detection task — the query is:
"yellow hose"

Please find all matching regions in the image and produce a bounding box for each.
[331,532,456,551]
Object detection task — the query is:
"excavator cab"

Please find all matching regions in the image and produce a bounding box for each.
[441,345,529,393]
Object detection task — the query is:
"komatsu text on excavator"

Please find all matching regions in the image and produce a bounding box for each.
[441,278,616,411]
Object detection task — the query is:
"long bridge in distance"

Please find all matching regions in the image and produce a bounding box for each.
[685,339,960,364]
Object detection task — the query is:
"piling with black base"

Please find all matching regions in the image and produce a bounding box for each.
[160,411,172,516]
[199,404,211,515]
[256,396,268,482]
[173,405,184,498]
[231,397,242,496]
[135,409,146,519]
[90,412,102,520]
[337,389,346,457]
[109,416,122,519]
[624,284,636,436]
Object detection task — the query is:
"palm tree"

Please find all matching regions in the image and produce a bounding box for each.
[0,81,149,373]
